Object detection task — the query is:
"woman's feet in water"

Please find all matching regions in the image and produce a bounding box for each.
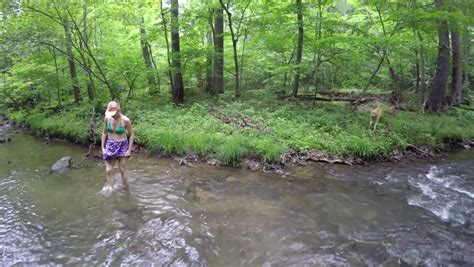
[122,185,130,193]
[100,183,130,196]
[100,185,113,196]
[122,181,130,192]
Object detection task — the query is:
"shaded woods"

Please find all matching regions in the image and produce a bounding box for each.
[1,0,474,166]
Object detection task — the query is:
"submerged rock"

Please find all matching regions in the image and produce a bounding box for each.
[0,120,13,129]
[243,159,260,172]
[207,159,220,166]
[0,134,12,143]
[51,156,72,172]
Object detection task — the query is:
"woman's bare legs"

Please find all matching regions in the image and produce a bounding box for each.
[105,159,115,188]
[118,157,129,190]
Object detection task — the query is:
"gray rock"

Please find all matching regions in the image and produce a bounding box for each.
[243,159,260,171]
[207,159,219,166]
[0,134,12,143]
[51,156,72,172]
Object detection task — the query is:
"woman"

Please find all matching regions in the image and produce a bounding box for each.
[101,100,134,192]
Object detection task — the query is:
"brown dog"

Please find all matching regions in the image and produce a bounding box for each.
[369,103,383,131]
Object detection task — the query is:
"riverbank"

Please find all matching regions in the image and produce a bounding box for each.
[4,90,474,168]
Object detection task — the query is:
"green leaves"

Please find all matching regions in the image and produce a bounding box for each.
[2,0,474,166]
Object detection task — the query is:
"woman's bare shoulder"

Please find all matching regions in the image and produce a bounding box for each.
[121,115,131,123]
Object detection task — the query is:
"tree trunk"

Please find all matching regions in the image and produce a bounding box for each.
[205,30,213,93]
[50,48,62,106]
[386,57,399,90]
[418,31,426,102]
[413,30,420,91]
[307,0,323,95]
[218,0,249,97]
[170,0,184,104]
[216,0,240,97]
[138,13,159,95]
[463,33,470,87]
[365,53,386,93]
[85,62,95,101]
[231,36,240,97]
[63,19,81,103]
[2,2,11,103]
[239,20,250,90]
[283,48,296,88]
[212,8,224,94]
[426,0,449,113]
[149,43,161,93]
[160,0,174,93]
[450,27,462,105]
[292,0,304,98]
[82,4,95,101]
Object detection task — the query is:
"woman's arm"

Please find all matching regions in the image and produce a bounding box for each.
[126,118,134,156]
[101,117,107,153]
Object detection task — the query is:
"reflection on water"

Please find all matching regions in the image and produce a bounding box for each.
[1,133,473,265]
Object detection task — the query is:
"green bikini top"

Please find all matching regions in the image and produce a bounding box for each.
[106,118,126,135]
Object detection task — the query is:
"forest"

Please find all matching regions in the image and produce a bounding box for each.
[1,0,473,166]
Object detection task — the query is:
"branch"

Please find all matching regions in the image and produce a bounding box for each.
[36,40,107,85]
[23,5,63,26]
[235,0,251,39]
[219,0,236,44]
[65,7,113,92]
[2,90,31,115]
[21,5,109,87]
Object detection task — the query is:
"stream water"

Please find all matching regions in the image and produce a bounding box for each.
[0,131,473,266]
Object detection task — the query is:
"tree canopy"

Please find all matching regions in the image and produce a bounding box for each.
[0,0,473,111]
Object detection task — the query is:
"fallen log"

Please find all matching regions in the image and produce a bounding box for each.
[406,144,435,158]
[297,94,378,105]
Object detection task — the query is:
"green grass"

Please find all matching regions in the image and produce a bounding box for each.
[217,136,247,166]
[5,89,474,166]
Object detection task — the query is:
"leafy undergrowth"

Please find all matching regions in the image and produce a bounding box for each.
[6,90,474,166]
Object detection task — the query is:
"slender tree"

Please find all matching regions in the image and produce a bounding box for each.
[292,0,304,98]
[307,0,324,95]
[213,7,224,94]
[205,29,213,93]
[460,0,470,91]
[138,7,159,95]
[450,26,462,105]
[239,18,250,89]
[82,3,95,101]
[2,2,11,106]
[170,0,184,104]
[219,0,250,97]
[418,31,426,102]
[160,0,174,92]
[63,18,81,103]
[462,32,470,87]
[48,48,62,105]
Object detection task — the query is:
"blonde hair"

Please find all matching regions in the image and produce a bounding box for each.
[107,100,120,109]
[105,100,121,118]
